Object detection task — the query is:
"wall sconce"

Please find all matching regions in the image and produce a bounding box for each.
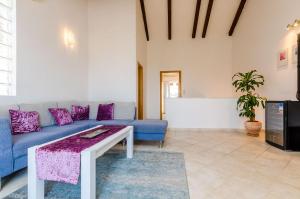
[287,19,300,31]
[64,28,76,49]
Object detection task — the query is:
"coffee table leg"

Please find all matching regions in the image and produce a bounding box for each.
[28,147,44,199]
[126,128,133,159]
[81,152,96,199]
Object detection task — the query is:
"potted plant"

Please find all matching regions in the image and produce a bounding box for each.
[232,70,267,137]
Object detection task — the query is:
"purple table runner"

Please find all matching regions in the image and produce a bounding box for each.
[36,125,126,184]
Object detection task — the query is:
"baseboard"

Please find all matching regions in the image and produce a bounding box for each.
[167,128,265,133]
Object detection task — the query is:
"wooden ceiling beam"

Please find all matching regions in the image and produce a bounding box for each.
[168,0,172,40]
[229,0,247,36]
[140,0,149,41]
[192,0,202,38]
[202,0,214,38]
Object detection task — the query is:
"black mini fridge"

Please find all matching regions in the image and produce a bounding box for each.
[265,101,300,151]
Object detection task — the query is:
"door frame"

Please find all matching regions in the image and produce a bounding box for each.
[137,63,144,120]
[160,70,182,120]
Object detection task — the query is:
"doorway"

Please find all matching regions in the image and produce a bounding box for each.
[160,71,182,120]
[137,63,144,120]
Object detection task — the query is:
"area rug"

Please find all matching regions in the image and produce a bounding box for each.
[5,151,189,199]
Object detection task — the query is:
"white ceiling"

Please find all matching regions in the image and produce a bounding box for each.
[144,0,244,40]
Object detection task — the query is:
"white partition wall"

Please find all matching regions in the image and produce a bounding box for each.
[165,98,244,129]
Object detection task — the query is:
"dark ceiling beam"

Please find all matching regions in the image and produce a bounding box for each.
[202,0,214,38]
[192,0,202,38]
[168,0,172,40]
[229,0,247,36]
[140,0,149,41]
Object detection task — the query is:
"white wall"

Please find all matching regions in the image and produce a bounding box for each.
[0,0,89,105]
[165,98,243,129]
[145,0,238,119]
[88,0,137,103]
[232,0,300,124]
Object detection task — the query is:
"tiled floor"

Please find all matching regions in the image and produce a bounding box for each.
[1,129,300,199]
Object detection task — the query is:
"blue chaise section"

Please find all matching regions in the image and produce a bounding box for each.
[131,119,168,143]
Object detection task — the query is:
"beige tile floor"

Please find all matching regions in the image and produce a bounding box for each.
[1,129,300,199]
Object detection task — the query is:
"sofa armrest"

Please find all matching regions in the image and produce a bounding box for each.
[0,118,13,177]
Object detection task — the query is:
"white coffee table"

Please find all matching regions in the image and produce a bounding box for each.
[28,125,134,199]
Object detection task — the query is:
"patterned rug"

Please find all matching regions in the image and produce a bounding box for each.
[5,151,189,199]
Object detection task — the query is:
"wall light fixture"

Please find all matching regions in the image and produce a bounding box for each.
[64,28,76,49]
[287,19,300,31]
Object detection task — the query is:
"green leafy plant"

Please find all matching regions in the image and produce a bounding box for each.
[232,70,266,122]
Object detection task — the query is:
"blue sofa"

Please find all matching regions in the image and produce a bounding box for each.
[0,101,168,188]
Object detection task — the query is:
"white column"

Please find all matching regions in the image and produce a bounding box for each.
[126,127,134,159]
[81,151,96,199]
[28,147,44,199]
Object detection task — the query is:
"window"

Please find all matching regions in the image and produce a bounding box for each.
[0,0,15,96]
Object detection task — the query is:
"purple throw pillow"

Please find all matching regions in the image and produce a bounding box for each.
[9,109,41,135]
[97,103,114,121]
[71,105,89,121]
[49,108,73,126]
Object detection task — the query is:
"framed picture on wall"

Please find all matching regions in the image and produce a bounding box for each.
[277,49,288,68]
[292,44,298,64]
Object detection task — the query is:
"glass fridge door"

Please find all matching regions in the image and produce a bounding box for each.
[266,102,285,147]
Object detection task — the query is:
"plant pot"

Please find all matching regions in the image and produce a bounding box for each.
[244,121,262,137]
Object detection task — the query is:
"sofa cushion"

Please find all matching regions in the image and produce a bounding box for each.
[71,105,89,121]
[58,101,91,121]
[49,108,73,126]
[113,102,136,120]
[134,133,165,141]
[130,120,168,134]
[0,104,19,118]
[87,102,100,120]
[12,121,91,158]
[9,110,41,135]
[19,102,57,127]
[78,101,107,120]
[72,120,100,127]
[97,103,114,121]
[80,101,135,120]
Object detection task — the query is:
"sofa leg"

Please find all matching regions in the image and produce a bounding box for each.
[159,141,164,148]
